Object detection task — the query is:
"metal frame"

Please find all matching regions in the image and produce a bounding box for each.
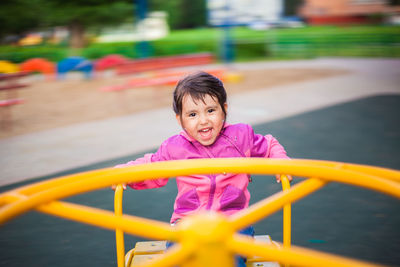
[1,158,399,267]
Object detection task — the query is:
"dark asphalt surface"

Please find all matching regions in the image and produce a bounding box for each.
[1,94,399,266]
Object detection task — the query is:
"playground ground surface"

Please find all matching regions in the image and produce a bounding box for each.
[1,66,348,139]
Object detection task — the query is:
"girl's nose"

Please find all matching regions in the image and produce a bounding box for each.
[199,113,208,124]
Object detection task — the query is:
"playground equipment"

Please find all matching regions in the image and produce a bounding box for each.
[18,34,43,46]
[95,54,129,71]
[99,68,242,92]
[57,57,93,79]
[116,53,214,75]
[0,72,30,126]
[0,158,399,267]
[0,60,19,74]
[20,58,56,76]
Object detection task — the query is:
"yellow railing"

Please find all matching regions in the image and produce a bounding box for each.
[281,175,291,267]
[115,184,126,267]
[1,158,399,267]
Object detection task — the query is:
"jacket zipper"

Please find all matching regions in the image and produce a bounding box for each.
[195,143,216,210]
[206,174,216,210]
[221,133,246,157]
[221,134,253,182]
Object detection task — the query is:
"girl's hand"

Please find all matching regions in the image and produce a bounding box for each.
[111,184,127,190]
[275,175,292,183]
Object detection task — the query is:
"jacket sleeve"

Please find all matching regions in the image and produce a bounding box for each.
[114,143,170,190]
[263,134,290,159]
[248,125,289,159]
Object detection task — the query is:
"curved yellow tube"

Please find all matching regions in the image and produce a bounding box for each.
[0,158,398,267]
[114,184,125,267]
[281,175,291,249]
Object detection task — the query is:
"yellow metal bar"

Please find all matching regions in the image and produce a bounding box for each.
[281,175,291,249]
[115,184,125,267]
[8,159,400,198]
[281,175,291,267]
[229,234,384,267]
[37,201,176,241]
[0,192,21,206]
[288,160,400,182]
[230,178,327,231]
[10,158,398,197]
[1,159,399,224]
[3,191,176,241]
[0,169,144,224]
[15,168,114,196]
[176,212,236,267]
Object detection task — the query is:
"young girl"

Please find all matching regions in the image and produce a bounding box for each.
[115,71,291,266]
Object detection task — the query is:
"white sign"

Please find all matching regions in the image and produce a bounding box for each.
[207,0,283,26]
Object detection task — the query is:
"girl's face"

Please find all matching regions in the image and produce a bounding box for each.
[176,94,227,146]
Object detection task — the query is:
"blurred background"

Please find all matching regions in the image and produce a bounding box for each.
[0,0,399,63]
[1,1,400,267]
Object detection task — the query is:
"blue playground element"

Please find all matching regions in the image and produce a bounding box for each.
[57,57,93,79]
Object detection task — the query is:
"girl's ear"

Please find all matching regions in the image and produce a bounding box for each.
[176,114,182,127]
[224,102,228,117]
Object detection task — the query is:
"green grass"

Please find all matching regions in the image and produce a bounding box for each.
[264,25,400,58]
[1,25,399,63]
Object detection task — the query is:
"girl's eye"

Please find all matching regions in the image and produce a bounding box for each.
[189,113,196,117]
[208,108,215,113]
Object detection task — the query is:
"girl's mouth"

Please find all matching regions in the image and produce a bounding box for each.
[199,127,213,140]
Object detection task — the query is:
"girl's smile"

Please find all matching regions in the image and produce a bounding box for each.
[177,94,227,146]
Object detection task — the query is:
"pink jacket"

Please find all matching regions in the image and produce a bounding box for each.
[116,123,289,223]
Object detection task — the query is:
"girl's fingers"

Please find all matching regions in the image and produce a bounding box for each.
[276,175,293,183]
[111,184,127,190]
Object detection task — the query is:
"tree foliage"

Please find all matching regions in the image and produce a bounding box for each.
[0,0,45,39]
[47,0,134,47]
[0,0,209,47]
[0,0,133,47]
[46,0,134,28]
[149,0,207,29]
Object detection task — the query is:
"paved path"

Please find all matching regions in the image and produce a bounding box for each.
[1,58,399,186]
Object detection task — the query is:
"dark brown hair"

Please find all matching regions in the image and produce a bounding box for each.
[173,71,227,116]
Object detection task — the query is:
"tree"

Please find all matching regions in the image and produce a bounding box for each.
[283,0,304,16]
[47,0,134,48]
[0,0,45,40]
[180,0,207,29]
[0,0,134,48]
[149,0,207,29]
